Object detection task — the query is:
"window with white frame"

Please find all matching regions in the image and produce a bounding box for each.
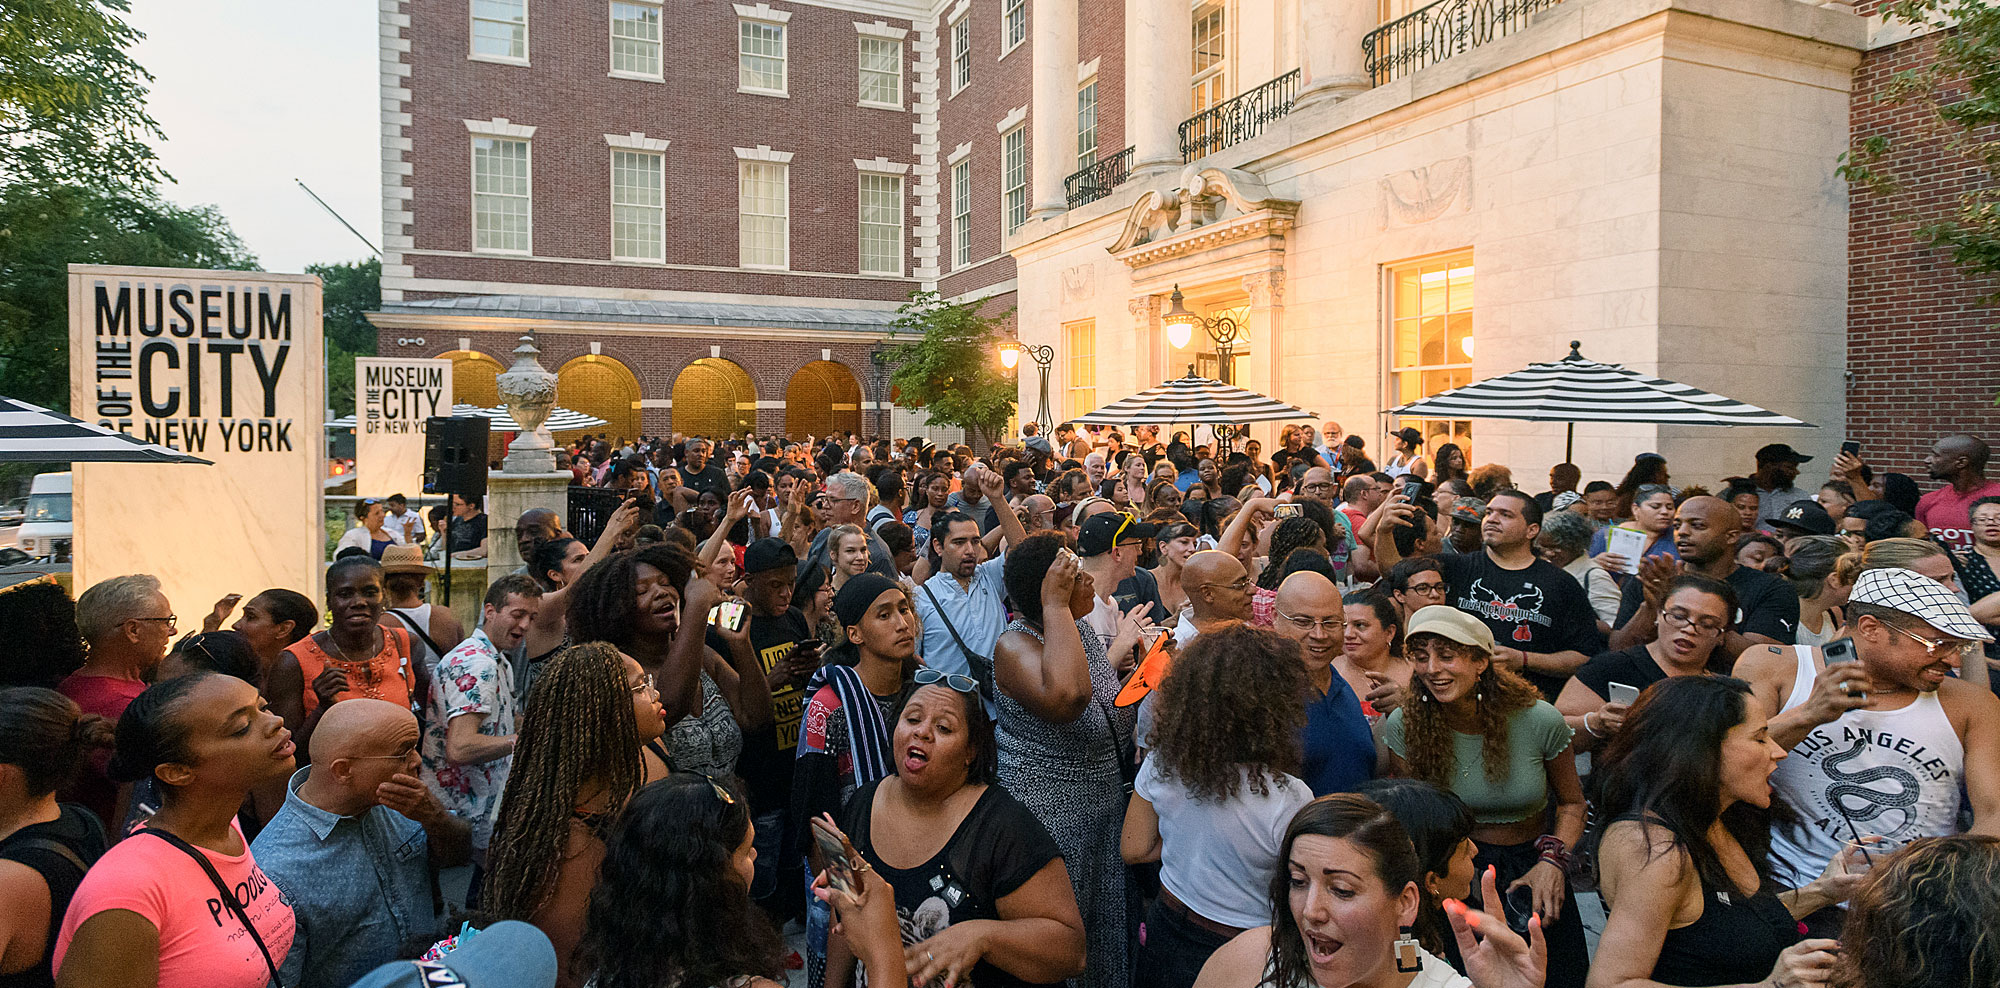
[472,137,531,252]
[952,157,972,268]
[610,1,662,77]
[471,0,527,61]
[1003,0,1026,51]
[739,160,789,268]
[858,173,903,275]
[951,16,972,93]
[739,18,787,94]
[859,37,901,107]
[610,150,664,261]
[1077,80,1098,169]
[1003,126,1027,233]
[1192,2,1226,112]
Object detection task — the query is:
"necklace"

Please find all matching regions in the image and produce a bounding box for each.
[327,628,384,698]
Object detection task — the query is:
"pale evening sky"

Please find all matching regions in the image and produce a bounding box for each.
[130,1,381,274]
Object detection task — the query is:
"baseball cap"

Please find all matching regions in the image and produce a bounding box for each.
[742,537,798,575]
[1447,497,1487,525]
[1077,512,1158,557]
[1392,427,1424,445]
[1850,567,1993,642]
[1405,607,1496,652]
[1770,499,1833,537]
[1756,443,1813,465]
[347,920,557,988]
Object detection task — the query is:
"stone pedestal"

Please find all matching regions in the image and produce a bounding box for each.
[485,470,571,581]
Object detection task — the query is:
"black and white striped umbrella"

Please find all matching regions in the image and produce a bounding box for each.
[1073,372,1316,427]
[0,396,212,464]
[1391,341,1812,427]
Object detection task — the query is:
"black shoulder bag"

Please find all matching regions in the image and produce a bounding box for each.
[141,830,289,988]
[919,581,997,705]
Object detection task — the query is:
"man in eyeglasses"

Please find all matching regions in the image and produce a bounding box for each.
[60,573,176,824]
[1271,572,1377,795]
[1075,512,1162,674]
[1736,566,2000,937]
[1607,495,1798,661]
[1174,550,1254,647]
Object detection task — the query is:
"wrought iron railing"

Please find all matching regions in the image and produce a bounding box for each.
[1363,0,1566,86]
[1179,69,1301,162]
[1063,146,1135,209]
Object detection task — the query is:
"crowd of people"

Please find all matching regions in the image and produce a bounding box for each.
[0,420,1996,988]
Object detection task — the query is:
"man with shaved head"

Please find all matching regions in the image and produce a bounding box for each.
[253,699,472,988]
[1174,549,1254,646]
[1608,494,1798,661]
[1272,572,1377,794]
[1917,433,2000,553]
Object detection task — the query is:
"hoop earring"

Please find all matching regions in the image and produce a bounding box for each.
[1394,926,1421,973]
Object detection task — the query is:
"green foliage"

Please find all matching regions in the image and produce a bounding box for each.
[0,0,166,191]
[1846,1,2000,296]
[309,259,381,416]
[882,291,1018,435]
[0,183,256,415]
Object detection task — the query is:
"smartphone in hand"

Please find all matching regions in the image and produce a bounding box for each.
[811,816,862,893]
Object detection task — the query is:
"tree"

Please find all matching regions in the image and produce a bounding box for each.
[309,259,381,416]
[0,182,256,413]
[1840,1,2000,297]
[0,0,167,191]
[882,291,1017,438]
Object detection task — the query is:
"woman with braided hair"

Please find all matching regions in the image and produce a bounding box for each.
[479,641,665,988]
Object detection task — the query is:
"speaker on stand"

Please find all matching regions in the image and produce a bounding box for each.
[424,416,491,605]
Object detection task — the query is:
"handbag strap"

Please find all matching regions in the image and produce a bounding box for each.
[140,829,286,988]
[920,581,996,701]
[386,608,447,660]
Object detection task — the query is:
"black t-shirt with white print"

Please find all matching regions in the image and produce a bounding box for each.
[1432,551,1608,699]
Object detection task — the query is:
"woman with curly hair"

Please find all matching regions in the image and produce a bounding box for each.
[1383,607,1587,988]
[567,544,771,778]
[480,641,666,987]
[1122,623,1314,988]
[577,773,785,988]
[1831,834,2000,988]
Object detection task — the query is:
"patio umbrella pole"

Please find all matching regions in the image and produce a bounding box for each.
[1567,423,1574,464]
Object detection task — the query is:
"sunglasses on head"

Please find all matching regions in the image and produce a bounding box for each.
[914,667,981,694]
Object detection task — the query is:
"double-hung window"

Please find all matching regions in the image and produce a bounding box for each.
[1003,126,1028,233]
[859,37,901,107]
[952,158,972,268]
[739,160,789,268]
[951,16,972,94]
[472,137,532,253]
[611,150,664,261]
[471,0,527,61]
[858,174,904,276]
[1003,0,1026,52]
[1077,80,1099,169]
[610,1,662,78]
[739,18,787,94]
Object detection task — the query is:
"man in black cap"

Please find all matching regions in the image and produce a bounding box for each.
[707,537,819,923]
[1768,498,1833,549]
[1753,443,1813,529]
[1075,512,1162,672]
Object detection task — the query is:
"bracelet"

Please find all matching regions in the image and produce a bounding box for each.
[1582,711,1607,739]
[1535,835,1572,871]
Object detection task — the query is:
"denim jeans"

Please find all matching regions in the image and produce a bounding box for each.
[1134,898,1231,988]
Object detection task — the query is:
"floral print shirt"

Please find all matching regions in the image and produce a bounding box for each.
[419,629,516,849]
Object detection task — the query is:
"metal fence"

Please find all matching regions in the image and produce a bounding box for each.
[1363,0,1566,86]
[566,485,629,546]
[1063,146,1136,209]
[1179,69,1301,162]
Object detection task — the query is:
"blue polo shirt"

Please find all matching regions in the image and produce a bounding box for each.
[1301,676,1378,796]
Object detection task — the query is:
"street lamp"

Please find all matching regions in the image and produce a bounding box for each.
[997,339,1055,435]
[1162,284,1245,384]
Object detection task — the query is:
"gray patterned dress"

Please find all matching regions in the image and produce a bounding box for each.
[996,617,1134,988]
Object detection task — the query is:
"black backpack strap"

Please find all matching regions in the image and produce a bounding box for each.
[385,609,447,660]
[920,581,996,705]
[140,830,287,988]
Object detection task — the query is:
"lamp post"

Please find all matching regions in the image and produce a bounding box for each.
[1162,284,1245,384]
[998,339,1056,435]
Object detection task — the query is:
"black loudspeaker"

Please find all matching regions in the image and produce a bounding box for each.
[424,416,491,499]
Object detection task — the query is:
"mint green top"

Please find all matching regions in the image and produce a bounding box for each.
[1383,701,1575,825]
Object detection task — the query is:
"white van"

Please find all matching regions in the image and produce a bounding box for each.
[17,472,71,561]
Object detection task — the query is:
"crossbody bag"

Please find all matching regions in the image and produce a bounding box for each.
[919,581,997,705]
[140,829,288,988]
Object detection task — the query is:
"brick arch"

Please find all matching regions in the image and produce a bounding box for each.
[672,357,757,439]
[785,360,863,438]
[438,350,505,408]
[556,354,642,443]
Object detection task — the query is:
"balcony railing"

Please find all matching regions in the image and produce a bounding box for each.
[1179,68,1301,162]
[1063,146,1135,209]
[1363,0,1566,86]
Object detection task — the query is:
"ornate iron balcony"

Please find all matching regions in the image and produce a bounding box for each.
[1063,146,1135,209]
[1179,69,1301,163]
[1363,0,1566,86]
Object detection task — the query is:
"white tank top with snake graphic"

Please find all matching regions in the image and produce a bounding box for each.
[1768,645,1963,890]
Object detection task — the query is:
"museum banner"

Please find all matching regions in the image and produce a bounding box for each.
[354,357,451,501]
[67,264,325,611]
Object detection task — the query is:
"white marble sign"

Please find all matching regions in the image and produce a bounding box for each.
[67,264,325,612]
[354,357,451,498]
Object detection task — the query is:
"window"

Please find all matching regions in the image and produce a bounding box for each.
[739,160,789,268]
[610,1,662,77]
[1003,0,1027,52]
[472,137,531,252]
[952,157,972,268]
[471,0,527,61]
[1192,2,1226,112]
[1065,320,1097,418]
[951,16,972,93]
[611,150,664,261]
[859,37,901,107]
[1003,126,1027,233]
[1077,79,1098,169]
[859,173,903,275]
[1388,253,1476,458]
[739,19,787,94]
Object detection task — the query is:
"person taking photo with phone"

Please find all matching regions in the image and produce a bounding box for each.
[1733,566,2000,938]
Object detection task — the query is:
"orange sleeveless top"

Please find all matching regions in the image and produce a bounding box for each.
[285,627,418,717]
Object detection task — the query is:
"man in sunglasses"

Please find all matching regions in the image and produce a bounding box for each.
[1738,566,2000,937]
